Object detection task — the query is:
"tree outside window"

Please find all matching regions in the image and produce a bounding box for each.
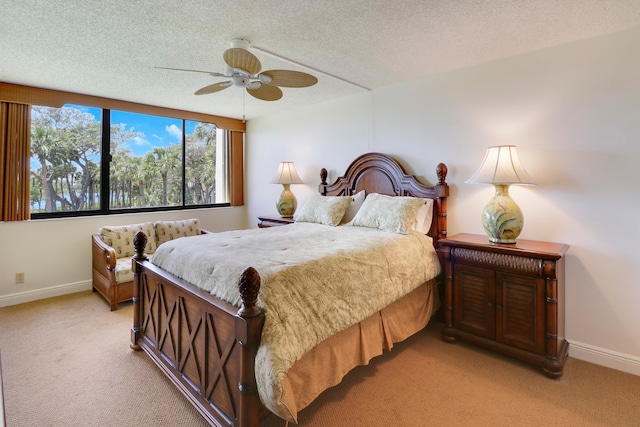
[30,104,229,216]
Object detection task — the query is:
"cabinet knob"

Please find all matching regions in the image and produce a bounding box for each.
[496,304,503,310]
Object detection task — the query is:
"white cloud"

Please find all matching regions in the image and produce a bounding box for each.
[132,136,150,146]
[165,124,182,140]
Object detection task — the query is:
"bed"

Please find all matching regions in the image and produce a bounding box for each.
[130,152,449,426]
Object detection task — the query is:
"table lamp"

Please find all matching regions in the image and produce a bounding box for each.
[271,161,303,217]
[466,145,536,243]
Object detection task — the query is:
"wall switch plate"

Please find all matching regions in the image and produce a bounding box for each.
[15,272,25,284]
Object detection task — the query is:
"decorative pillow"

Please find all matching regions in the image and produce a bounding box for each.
[411,198,434,234]
[155,218,201,247]
[339,190,366,225]
[99,222,156,258]
[295,194,353,226]
[350,193,426,234]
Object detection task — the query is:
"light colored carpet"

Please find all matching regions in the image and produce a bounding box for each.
[0,291,639,426]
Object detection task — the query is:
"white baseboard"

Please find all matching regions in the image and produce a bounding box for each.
[568,339,640,377]
[0,280,92,308]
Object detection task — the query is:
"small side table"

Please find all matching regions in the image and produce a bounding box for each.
[439,233,569,378]
[257,215,295,228]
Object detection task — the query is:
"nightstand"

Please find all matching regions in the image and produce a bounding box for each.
[257,215,295,228]
[439,233,569,378]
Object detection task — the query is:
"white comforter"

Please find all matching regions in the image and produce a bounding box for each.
[151,222,440,421]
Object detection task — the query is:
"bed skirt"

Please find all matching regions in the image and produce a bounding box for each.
[278,279,439,422]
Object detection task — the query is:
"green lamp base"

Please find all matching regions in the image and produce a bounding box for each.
[481,184,523,244]
[276,184,297,218]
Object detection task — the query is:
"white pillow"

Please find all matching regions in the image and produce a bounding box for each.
[296,194,353,226]
[411,199,434,234]
[350,193,426,234]
[339,190,366,225]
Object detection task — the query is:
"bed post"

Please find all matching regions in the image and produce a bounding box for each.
[130,231,148,351]
[434,163,449,248]
[236,267,265,427]
[319,167,328,195]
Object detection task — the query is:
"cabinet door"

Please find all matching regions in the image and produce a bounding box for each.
[453,264,495,339]
[495,272,545,354]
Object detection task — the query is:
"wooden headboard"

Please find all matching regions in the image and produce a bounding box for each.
[318,152,449,247]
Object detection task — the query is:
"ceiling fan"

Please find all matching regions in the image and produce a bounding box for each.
[157,38,318,101]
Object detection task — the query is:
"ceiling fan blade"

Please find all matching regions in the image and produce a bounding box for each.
[246,84,283,101]
[155,66,223,76]
[194,82,232,95]
[223,47,262,75]
[261,70,318,88]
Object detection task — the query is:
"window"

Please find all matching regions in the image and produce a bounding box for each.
[30,105,102,213]
[30,104,230,217]
[184,120,229,205]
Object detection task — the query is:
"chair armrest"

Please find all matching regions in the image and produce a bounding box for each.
[92,233,117,272]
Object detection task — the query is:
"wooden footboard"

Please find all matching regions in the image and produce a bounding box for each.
[130,232,267,427]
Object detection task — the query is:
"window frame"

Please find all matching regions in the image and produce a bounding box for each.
[0,82,245,220]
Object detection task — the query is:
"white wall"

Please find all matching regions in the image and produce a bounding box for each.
[246,26,640,375]
[0,207,246,306]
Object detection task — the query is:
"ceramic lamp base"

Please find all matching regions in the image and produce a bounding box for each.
[481,184,523,244]
[276,184,297,218]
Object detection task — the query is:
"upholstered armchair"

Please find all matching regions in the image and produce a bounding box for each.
[91,219,209,310]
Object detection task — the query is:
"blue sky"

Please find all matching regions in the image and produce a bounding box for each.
[111,110,183,156]
[67,104,203,157]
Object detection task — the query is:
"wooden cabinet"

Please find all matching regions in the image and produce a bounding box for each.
[440,233,569,378]
[257,215,295,228]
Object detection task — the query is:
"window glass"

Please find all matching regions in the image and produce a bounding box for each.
[30,105,102,213]
[184,121,230,205]
[30,105,230,217]
[110,110,183,209]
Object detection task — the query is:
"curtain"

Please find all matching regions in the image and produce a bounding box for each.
[229,130,244,207]
[0,102,31,221]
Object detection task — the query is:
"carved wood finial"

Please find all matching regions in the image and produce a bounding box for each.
[238,267,262,318]
[320,167,328,185]
[436,163,448,185]
[133,231,148,260]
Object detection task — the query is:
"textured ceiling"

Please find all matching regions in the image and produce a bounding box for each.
[2,1,640,121]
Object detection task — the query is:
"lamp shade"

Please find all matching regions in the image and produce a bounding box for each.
[271,162,303,185]
[466,145,535,185]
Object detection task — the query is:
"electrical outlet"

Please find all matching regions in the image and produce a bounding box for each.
[16,272,25,284]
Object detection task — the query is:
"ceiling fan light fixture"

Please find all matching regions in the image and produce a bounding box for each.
[231,67,250,77]
[247,81,262,90]
[258,74,272,84]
